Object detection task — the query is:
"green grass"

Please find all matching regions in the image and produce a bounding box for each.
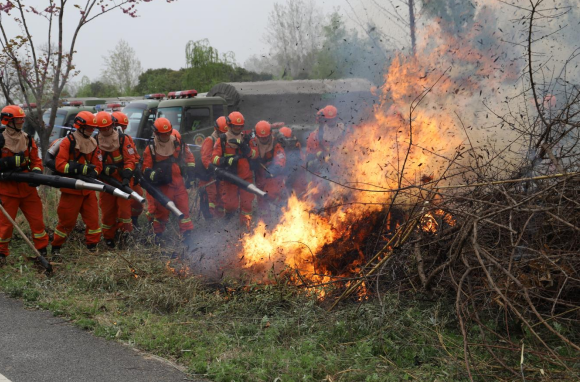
[1,189,578,381]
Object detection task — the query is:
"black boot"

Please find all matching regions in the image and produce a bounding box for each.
[51,246,61,258]
[131,216,140,228]
[105,239,115,249]
[0,253,7,268]
[87,243,98,252]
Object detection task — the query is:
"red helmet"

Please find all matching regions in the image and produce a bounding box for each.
[96,111,113,129]
[112,111,129,127]
[214,116,228,133]
[73,111,98,129]
[226,111,245,126]
[1,105,26,126]
[153,118,172,134]
[279,126,292,138]
[255,120,271,138]
[316,105,338,123]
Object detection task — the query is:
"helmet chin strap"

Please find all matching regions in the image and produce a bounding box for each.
[78,127,91,139]
[6,120,22,131]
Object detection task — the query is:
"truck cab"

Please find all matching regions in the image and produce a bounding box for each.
[155,90,228,148]
[121,94,165,150]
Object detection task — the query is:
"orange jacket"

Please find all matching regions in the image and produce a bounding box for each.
[250,138,286,181]
[0,134,43,198]
[98,134,136,182]
[142,137,195,188]
[55,134,103,195]
[211,134,256,179]
[306,127,329,158]
[124,135,140,162]
[201,135,217,170]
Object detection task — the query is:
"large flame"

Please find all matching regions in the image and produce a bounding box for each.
[239,7,517,284]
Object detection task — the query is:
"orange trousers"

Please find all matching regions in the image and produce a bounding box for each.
[0,192,48,256]
[199,179,225,217]
[130,183,144,218]
[219,175,255,224]
[256,176,285,221]
[152,184,194,234]
[52,192,101,247]
[99,192,132,240]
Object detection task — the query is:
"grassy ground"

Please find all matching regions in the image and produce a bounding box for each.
[0,189,577,381]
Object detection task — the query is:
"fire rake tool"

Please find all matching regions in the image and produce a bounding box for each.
[0,197,52,273]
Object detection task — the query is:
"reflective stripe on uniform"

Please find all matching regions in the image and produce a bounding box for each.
[31,167,42,172]
[88,228,102,235]
[64,163,70,173]
[0,237,11,243]
[117,218,132,224]
[208,203,216,208]
[33,231,48,239]
[212,157,220,165]
[54,229,68,238]
[101,224,114,230]
[180,218,192,224]
[113,155,123,162]
[187,163,195,167]
[240,211,252,216]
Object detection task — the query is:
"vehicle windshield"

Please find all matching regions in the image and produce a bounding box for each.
[123,104,147,137]
[182,107,211,132]
[43,110,67,127]
[157,107,182,131]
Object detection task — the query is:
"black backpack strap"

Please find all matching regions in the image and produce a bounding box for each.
[219,133,227,156]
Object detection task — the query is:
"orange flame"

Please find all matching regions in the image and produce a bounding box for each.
[239,11,514,288]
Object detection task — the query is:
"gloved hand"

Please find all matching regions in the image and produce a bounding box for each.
[0,152,26,170]
[67,161,97,178]
[185,166,196,189]
[103,164,117,176]
[0,134,4,149]
[218,155,240,167]
[28,168,42,187]
[144,167,168,185]
[85,164,98,178]
[121,168,133,187]
[228,138,252,157]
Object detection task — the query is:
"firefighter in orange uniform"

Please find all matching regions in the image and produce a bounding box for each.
[111,111,143,228]
[278,126,307,197]
[95,111,136,248]
[199,116,227,218]
[142,118,195,239]
[211,111,257,228]
[306,105,346,201]
[0,105,48,266]
[250,121,286,221]
[51,111,103,253]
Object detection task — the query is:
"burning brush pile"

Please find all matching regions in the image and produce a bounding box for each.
[192,2,580,376]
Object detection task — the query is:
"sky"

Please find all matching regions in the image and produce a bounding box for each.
[2,0,359,83]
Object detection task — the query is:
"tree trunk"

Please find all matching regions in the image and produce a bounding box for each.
[408,0,416,56]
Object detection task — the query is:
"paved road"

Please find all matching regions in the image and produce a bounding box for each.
[0,293,204,382]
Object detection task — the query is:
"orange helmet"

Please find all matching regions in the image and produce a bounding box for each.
[279,126,292,138]
[214,116,228,133]
[1,105,26,126]
[96,111,113,129]
[255,120,271,138]
[153,118,172,134]
[73,111,98,129]
[316,105,338,123]
[226,111,245,126]
[112,111,129,127]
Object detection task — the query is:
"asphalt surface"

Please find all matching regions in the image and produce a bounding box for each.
[0,293,203,382]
